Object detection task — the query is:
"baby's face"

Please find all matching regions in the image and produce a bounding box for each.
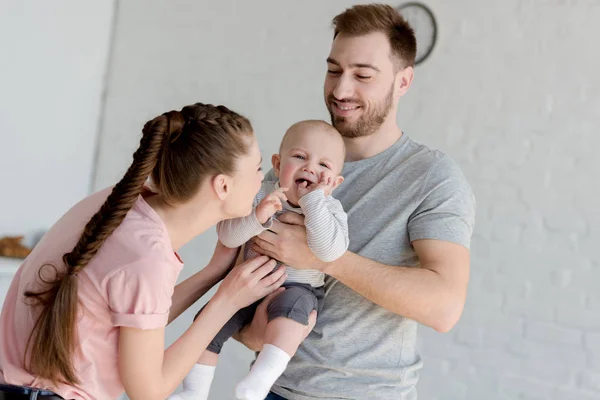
[273,126,345,205]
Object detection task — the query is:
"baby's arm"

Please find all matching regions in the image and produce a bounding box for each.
[298,190,349,262]
[217,187,287,248]
[217,210,271,248]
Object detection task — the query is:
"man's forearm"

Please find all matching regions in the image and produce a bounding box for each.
[324,251,465,332]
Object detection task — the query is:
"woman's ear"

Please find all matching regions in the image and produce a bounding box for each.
[212,174,230,200]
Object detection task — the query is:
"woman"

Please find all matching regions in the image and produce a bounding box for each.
[0,103,287,400]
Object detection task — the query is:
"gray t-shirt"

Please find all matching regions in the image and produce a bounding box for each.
[268,133,476,400]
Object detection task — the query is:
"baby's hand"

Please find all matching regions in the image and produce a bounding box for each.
[298,172,335,197]
[256,187,288,224]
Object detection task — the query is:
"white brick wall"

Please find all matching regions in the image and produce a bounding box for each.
[92,0,599,399]
[413,1,600,398]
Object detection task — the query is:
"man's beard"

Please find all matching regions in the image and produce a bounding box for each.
[327,83,394,139]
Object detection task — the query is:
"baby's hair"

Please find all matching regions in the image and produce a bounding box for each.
[280,120,345,154]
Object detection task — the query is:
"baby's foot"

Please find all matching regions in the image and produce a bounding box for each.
[169,391,200,400]
[234,381,271,400]
[234,344,291,400]
[168,364,215,400]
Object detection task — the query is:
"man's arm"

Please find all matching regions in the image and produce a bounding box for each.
[323,239,469,332]
[251,156,474,333]
[252,214,469,332]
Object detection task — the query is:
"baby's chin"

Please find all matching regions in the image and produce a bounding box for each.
[282,184,301,207]
[285,191,301,207]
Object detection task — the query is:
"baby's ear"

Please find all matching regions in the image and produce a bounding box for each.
[271,154,281,177]
[332,175,344,189]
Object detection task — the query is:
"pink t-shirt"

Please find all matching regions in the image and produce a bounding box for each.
[0,187,183,399]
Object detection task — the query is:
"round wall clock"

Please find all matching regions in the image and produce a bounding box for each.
[397,2,438,65]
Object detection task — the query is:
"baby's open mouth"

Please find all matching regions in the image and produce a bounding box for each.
[295,178,315,186]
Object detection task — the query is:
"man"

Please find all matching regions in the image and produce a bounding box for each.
[238,4,476,399]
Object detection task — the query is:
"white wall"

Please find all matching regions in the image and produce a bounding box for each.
[95,1,600,399]
[0,0,115,245]
[0,1,115,310]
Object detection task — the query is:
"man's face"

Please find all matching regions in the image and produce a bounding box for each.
[324,31,399,138]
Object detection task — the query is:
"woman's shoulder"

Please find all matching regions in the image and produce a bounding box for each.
[65,187,180,280]
[19,187,179,284]
[93,195,179,274]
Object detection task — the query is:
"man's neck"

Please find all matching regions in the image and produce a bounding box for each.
[344,119,403,162]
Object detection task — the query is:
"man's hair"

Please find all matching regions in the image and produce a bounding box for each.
[332,3,417,68]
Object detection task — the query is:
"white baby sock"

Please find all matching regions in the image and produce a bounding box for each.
[234,344,291,400]
[168,364,215,400]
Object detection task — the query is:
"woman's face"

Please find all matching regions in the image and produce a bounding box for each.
[222,134,264,218]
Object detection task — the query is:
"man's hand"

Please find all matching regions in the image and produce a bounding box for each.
[235,287,317,352]
[251,212,326,271]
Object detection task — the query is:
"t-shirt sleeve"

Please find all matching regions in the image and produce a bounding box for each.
[408,155,476,249]
[106,262,174,329]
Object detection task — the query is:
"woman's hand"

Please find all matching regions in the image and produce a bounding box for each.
[120,257,286,400]
[168,241,240,324]
[213,255,287,312]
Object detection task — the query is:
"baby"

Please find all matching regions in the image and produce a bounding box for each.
[171,120,348,400]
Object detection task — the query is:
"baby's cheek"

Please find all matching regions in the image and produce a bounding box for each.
[280,165,297,185]
[321,170,335,181]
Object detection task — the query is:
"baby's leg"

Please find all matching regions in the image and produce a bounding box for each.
[265,316,310,356]
[169,351,219,400]
[170,302,258,400]
[235,285,320,400]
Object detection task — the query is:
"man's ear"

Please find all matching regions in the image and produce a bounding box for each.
[394,66,414,100]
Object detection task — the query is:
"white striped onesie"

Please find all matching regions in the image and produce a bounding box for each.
[217,180,349,287]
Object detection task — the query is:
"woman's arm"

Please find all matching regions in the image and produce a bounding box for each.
[168,242,240,324]
[118,256,286,400]
[167,269,222,324]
